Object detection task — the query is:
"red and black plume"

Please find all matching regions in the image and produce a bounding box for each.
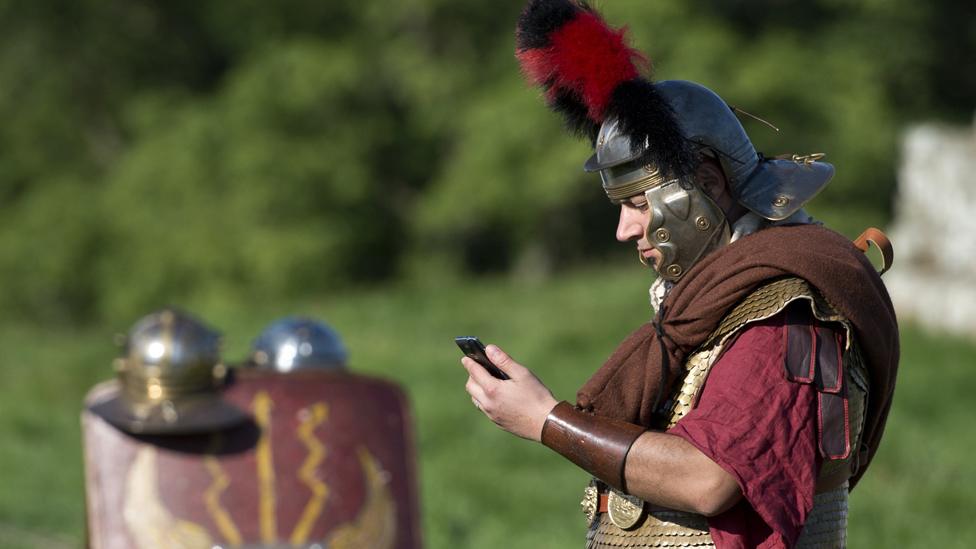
[515,0,695,176]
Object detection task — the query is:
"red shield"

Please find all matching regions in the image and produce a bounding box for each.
[83,370,421,548]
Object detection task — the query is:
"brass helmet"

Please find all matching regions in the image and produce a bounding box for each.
[248,317,348,372]
[88,308,249,435]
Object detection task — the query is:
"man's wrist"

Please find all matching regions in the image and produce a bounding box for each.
[540,401,645,492]
[534,398,560,442]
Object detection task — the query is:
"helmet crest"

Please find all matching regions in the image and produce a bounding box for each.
[515,0,695,178]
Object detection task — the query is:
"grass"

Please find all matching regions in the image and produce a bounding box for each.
[0,262,973,548]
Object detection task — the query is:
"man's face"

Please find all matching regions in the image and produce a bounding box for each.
[614,157,738,275]
[615,192,663,270]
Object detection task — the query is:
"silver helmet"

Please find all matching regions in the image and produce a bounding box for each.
[584,81,833,281]
[585,81,834,221]
[250,317,348,372]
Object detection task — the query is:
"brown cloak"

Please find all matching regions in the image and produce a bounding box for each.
[576,224,899,488]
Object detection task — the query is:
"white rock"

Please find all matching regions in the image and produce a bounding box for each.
[886,119,976,336]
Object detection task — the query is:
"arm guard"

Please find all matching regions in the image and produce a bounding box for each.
[541,401,646,492]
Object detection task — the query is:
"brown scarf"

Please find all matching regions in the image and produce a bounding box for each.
[576,224,899,488]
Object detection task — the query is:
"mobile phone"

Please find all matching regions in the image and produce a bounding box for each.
[455,336,510,380]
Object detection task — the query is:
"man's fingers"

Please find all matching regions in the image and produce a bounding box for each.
[485,344,527,377]
[462,356,500,388]
[465,376,493,416]
[463,362,492,397]
[465,377,488,403]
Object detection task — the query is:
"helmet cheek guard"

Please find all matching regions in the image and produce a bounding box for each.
[644,178,731,282]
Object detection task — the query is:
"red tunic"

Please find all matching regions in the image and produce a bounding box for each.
[668,307,839,548]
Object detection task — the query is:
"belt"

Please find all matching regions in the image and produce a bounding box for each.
[595,479,846,515]
[594,485,670,514]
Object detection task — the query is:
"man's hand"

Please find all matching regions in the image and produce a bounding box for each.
[462,344,558,442]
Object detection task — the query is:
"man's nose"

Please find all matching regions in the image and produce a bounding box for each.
[616,208,643,242]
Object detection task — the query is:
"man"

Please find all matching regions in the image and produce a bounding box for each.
[461,1,898,547]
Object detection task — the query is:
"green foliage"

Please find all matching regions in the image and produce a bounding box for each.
[95,40,405,320]
[0,177,105,322]
[0,0,973,324]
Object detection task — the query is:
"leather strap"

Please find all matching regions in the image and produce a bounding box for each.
[541,401,645,492]
[853,227,893,276]
[595,480,842,518]
[594,485,669,514]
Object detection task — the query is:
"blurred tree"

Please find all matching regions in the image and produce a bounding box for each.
[0,0,971,324]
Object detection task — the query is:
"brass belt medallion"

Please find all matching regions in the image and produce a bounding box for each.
[607,490,644,530]
[580,482,598,524]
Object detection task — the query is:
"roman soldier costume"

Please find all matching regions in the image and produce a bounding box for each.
[514,1,899,547]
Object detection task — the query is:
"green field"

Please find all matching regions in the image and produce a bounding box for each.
[0,263,973,548]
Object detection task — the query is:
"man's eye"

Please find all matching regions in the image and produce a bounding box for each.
[633,203,649,211]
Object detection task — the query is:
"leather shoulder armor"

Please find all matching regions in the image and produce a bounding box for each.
[665,277,853,430]
[706,277,850,350]
[664,277,869,472]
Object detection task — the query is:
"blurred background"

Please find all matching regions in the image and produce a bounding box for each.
[0,0,974,547]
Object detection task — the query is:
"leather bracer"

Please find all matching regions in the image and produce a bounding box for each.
[541,401,645,492]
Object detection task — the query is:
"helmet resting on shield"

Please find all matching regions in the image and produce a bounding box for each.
[88,308,248,435]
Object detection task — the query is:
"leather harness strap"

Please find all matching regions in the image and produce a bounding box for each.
[594,472,844,516]
[595,490,671,514]
[853,227,893,276]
